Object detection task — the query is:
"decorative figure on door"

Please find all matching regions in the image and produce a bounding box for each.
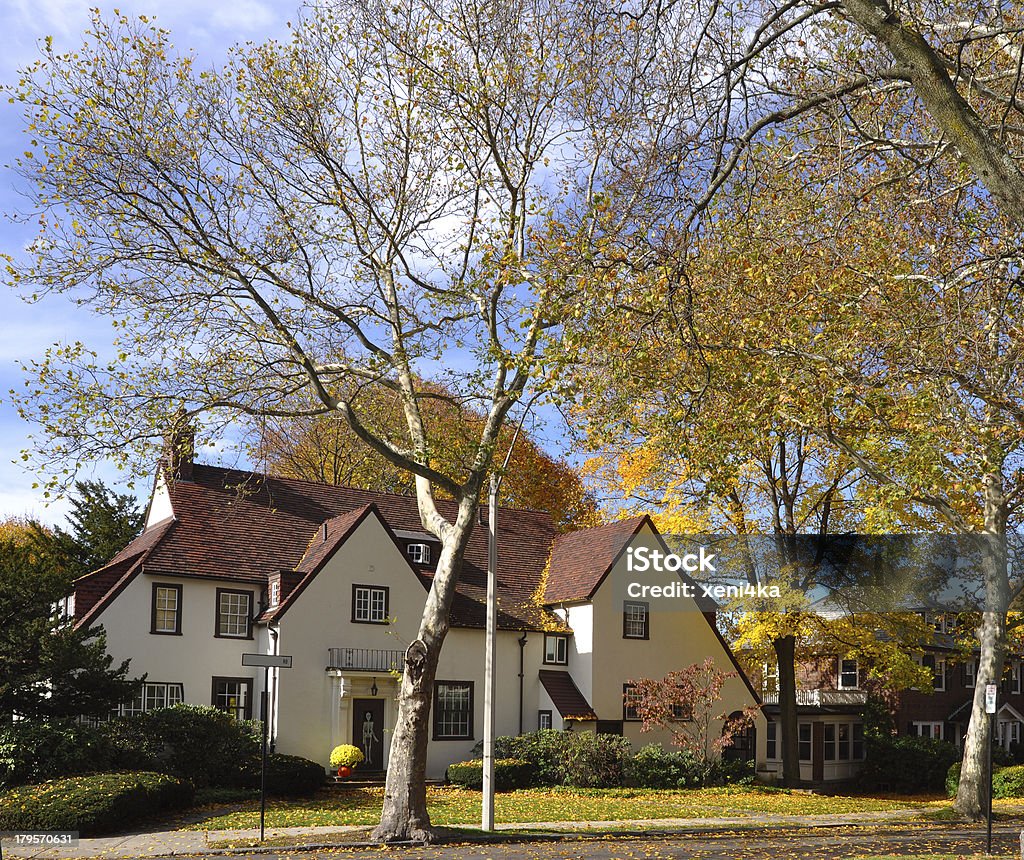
[361,711,379,765]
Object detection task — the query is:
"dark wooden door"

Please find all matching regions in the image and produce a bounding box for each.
[353,698,385,771]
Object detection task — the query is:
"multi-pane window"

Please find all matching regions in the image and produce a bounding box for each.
[407,543,431,565]
[538,710,553,731]
[216,590,252,638]
[1013,661,1021,695]
[762,662,779,695]
[121,682,184,716]
[151,584,182,634]
[268,579,280,607]
[965,658,977,688]
[911,721,943,740]
[212,677,253,721]
[766,720,777,759]
[352,585,389,624]
[434,681,473,739]
[623,683,642,720]
[838,658,859,689]
[853,723,865,759]
[623,601,649,639]
[921,654,946,691]
[798,723,812,761]
[543,634,568,665]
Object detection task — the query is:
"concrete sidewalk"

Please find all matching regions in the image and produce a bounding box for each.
[0,807,939,859]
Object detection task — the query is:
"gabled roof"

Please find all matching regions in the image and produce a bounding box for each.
[77,462,560,631]
[538,669,597,720]
[543,517,648,604]
[73,517,176,627]
[259,504,425,622]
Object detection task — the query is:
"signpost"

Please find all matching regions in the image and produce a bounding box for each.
[242,653,293,842]
[986,682,997,855]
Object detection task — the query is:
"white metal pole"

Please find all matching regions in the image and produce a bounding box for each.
[482,473,498,831]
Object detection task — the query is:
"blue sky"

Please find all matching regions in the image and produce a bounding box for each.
[0,0,581,525]
[0,0,294,524]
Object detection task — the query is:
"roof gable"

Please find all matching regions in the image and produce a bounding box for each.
[543,517,648,604]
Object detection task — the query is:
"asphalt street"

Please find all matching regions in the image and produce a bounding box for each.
[190,823,1023,859]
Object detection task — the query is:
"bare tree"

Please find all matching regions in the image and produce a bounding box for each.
[4,0,649,840]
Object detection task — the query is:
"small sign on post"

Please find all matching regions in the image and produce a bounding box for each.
[986,682,998,855]
[986,683,998,714]
[242,653,293,843]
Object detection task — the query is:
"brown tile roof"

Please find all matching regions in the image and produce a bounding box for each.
[257,505,422,623]
[538,669,597,720]
[542,517,648,604]
[81,463,561,631]
[73,518,175,626]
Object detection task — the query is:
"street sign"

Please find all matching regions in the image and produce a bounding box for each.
[242,653,293,669]
[986,683,998,714]
[241,652,293,843]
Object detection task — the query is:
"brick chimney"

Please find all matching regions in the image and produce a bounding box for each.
[162,408,195,482]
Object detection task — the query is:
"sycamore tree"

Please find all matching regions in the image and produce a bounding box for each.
[2,0,663,841]
[572,157,1024,810]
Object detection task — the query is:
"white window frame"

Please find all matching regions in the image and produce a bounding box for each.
[965,658,977,688]
[216,589,252,638]
[623,601,649,639]
[268,579,280,607]
[912,721,943,740]
[407,543,431,564]
[121,682,184,716]
[352,584,389,624]
[762,662,779,695]
[838,658,859,690]
[1013,660,1021,695]
[543,634,568,665]
[434,681,473,739]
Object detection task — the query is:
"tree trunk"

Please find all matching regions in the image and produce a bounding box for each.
[372,501,476,842]
[954,473,1010,819]
[774,635,801,787]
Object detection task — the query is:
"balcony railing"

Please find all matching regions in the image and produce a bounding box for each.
[327,647,404,673]
[761,689,868,707]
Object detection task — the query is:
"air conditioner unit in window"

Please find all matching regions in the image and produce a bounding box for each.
[407,543,431,564]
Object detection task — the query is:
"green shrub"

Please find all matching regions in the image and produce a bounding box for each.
[102,705,262,787]
[0,772,193,837]
[993,764,1024,798]
[713,756,756,786]
[239,754,325,797]
[0,720,114,789]
[624,745,703,788]
[560,732,631,788]
[863,734,959,792]
[492,730,565,786]
[946,761,961,797]
[446,759,534,790]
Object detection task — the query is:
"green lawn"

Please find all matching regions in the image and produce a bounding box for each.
[184,786,937,831]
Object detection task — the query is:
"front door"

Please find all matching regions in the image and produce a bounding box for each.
[353,698,385,771]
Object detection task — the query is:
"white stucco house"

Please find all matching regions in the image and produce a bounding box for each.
[70,443,765,778]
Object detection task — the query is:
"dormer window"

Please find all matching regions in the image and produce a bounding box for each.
[407,543,431,565]
[268,579,280,608]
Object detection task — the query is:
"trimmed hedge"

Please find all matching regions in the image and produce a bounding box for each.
[0,720,114,790]
[948,762,1024,799]
[240,753,326,797]
[103,705,262,788]
[862,734,959,792]
[447,759,533,790]
[0,772,193,837]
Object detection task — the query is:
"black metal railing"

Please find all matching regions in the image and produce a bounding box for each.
[327,647,403,673]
